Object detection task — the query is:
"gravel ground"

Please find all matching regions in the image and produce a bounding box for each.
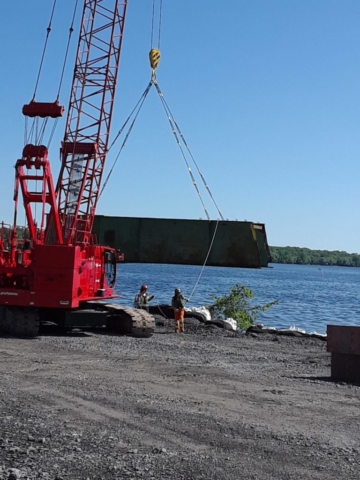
[0,316,359,480]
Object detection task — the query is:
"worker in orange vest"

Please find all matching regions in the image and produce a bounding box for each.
[171,288,188,333]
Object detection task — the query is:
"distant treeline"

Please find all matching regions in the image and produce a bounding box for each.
[269,246,360,267]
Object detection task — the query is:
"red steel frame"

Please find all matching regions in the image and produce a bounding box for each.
[14,145,63,246]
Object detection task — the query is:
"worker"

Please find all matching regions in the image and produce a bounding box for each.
[171,288,189,333]
[134,284,154,312]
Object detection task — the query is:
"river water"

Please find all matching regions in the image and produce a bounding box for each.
[114,263,360,334]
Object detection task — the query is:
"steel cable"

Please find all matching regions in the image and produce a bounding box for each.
[32,0,58,99]
[158,0,163,50]
[187,219,220,302]
[150,0,156,49]
[150,0,163,50]
[153,81,224,221]
[104,76,222,300]
[108,81,153,153]
[47,119,59,149]
[57,0,79,100]
[152,79,211,220]
[99,82,153,199]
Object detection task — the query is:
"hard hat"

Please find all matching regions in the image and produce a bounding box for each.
[175,288,181,294]
[141,284,148,291]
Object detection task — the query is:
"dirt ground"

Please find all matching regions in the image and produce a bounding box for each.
[0,318,359,480]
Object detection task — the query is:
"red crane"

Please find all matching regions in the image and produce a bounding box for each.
[0,0,154,338]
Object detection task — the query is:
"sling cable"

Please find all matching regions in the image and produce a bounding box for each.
[24,0,79,149]
[102,0,224,302]
[21,0,79,233]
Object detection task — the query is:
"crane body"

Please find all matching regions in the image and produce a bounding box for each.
[0,0,154,337]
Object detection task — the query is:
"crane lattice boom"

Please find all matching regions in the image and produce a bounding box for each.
[57,0,128,245]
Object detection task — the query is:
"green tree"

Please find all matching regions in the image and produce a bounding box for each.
[269,246,360,267]
[207,284,278,331]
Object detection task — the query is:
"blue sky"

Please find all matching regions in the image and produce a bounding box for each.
[1,1,359,253]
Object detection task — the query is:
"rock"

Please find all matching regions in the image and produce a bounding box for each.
[9,447,20,453]
[8,468,21,480]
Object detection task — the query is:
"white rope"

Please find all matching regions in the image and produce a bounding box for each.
[187,219,220,301]
[153,219,220,309]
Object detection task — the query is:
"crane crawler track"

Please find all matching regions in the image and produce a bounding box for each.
[102,304,155,338]
[83,301,155,338]
[0,307,40,338]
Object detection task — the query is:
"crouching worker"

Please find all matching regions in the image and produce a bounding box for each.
[171,288,189,333]
[134,284,154,312]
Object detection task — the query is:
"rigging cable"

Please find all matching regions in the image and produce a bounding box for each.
[170,114,224,220]
[45,0,79,150]
[102,0,223,301]
[27,120,35,145]
[108,81,153,152]
[152,79,211,220]
[24,0,56,233]
[47,119,59,149]
[32,0,58,100]
[150,0,156,48]
[26,0,58,147]
[147,0,222,220]
[36,118,49,145]
[187,219,220,302]
[155,218,220,317]
[157,0,163,50]
[46,0,78,149]
[26,0,77,149]
[24,117,28,147]
[99,81,153,198]
[105,76,223,300]
[152,79,224,221]
[151,0,163,50]
[147,43,224,297]
[56,0,79,100]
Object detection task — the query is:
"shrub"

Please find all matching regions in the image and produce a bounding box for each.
[207,283,278,331]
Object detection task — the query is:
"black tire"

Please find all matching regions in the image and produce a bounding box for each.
[207,319,234,331]
[184,311,207,323]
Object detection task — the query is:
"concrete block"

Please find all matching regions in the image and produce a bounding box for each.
[331,353,360,383]
[327,325,360,355]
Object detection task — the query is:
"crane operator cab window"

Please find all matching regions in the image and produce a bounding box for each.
[104,249,116,289]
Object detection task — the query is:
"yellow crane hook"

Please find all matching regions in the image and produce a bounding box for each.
[149,48,161,76]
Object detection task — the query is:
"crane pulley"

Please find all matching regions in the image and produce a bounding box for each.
[149,48,161,74]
